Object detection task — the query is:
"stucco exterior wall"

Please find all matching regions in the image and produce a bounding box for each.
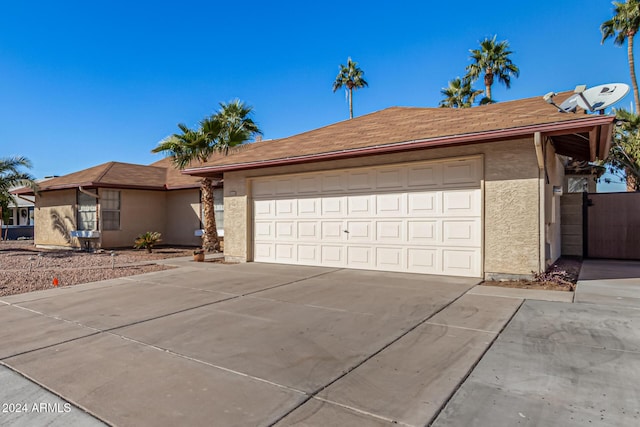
[165,189,202,246]
[100,189,166,248]
[223,138,542,276]
[34,189,78,247]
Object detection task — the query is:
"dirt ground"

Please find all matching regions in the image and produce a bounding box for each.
[0,240,199,297]
[482,257,582,292]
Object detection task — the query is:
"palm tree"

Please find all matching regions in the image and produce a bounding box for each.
[439,77,484,108]
[332,57,369,119]
[466,36,520,102]
[152,101,261,252]
[607,108,640,190]
[602,0,640,110]
[0,156,38,240]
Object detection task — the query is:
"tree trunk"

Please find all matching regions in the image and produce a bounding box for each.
[349,87,353,119]
[629,33,640,112]
[484,70,494,101]
[201,177,220,252]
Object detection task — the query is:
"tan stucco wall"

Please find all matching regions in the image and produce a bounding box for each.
[34,189,78,247]
[100,189,166,248]
[223,138,542,276]
[165,189,202,246]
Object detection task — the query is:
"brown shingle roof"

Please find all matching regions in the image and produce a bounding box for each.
[184,92,615,175]
[20,159,202,194]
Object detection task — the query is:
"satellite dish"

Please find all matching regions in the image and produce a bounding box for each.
[575,83,630,112]
[558,94,581,113]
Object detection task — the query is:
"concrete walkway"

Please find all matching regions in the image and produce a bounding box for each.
[433,259,640,427]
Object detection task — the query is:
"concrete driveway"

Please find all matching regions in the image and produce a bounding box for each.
[0,261,523,426]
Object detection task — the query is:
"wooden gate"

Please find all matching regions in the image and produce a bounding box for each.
[587,192,640,259]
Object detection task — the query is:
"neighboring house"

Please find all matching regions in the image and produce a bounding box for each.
[183,93,614,279]
[14,158,222,249]
[1,188,35,240]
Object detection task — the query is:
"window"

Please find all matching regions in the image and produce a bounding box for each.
[77,191,97,230]
[213,187,224,232]
[101,190,120,230]
[199,188,224,233]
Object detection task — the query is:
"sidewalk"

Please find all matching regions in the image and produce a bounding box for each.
[575,259,640,309]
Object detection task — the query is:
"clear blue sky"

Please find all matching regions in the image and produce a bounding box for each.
[0,0,631,191]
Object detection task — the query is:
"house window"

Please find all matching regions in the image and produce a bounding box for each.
[101,190,121,230]
[199,188,224,233]
[214,187,224,232]
[77,191,97,230]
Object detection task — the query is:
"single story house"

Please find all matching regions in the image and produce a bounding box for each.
[15,158,223,249]
[1,188,35,240]
[183,92,615,279]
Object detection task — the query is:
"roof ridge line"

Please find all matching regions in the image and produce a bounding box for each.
[94,161,116,183]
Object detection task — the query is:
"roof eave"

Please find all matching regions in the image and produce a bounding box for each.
[184,115,616,176]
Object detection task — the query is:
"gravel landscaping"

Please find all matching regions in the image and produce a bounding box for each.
[0,240,197,297]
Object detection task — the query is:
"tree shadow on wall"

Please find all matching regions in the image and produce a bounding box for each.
[50,210,74,244]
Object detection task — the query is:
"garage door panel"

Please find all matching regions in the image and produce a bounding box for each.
[321,222,344,240]
[321,197,345,216]
[298,176,320,194]
[443,190,481,216]
[298,198,320,216]
[345,221,372,242]
[275,222,296,240]
[443,219,480,246]
[254,200,275,218]
[275,179,296,195]
[297,221,319,240]
[377,221,404,243]
[376,168,405,189]
[322,174,345,193]
[347,195,373,215]
[255,243,275,261]
[321,245,345,265]
[376,193,405,217]
[253,157,482,277]
[407,220,438,244]
[407,248,439,274]
[253,180,276,197]
[255,222,274,239]
[347,171,374,190]
[376,247,405,271]
[442,159,481,186]
[275,244,295,262]
[347,246,373,268]
[298,245,319,263]
[408,164,441,187]
[443,249,480,276]
[408,192,439,216]
[275,199,297,217]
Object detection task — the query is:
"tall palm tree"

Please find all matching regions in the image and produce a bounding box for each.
[439,77,484,108]
[602,0,640,110]
[332,57,369,119]
[0,156,38,239]
[466,36,519,102]
[152,101,261,252]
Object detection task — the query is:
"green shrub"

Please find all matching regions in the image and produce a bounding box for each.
[134,231,162,253]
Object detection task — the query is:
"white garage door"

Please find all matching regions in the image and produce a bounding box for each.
[252,157,482,277]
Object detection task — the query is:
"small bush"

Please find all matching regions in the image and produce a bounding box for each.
[134,232,162,253]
